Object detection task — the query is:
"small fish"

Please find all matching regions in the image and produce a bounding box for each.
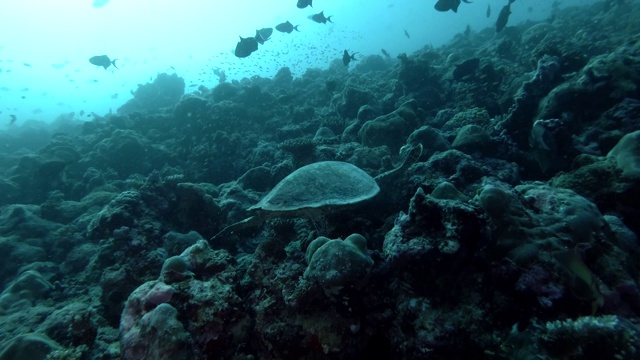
[9,114,16,125]
[276,21,300,33]
[342,50,357,66]
[297,0,312,9]
[309,11,333,24]
[404,29,410,39]
[234,36,259,58]
[255,27,273,45]
[486,4,491,17]
[89,55,118,70]
[464,24,471,36]
[23,63,32,67]
[434,0,472,13]
[496,0,515,33]
[381,49,391,58]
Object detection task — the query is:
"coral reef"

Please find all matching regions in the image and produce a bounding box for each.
[1,2,640,359]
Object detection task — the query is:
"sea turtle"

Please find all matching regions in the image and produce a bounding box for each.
[210,143,423,242]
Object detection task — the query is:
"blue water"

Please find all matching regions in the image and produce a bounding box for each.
[0,0,594,125]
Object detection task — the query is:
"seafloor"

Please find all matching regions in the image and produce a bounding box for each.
[1,2,640,359]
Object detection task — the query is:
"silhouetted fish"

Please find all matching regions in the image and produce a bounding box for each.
[255,28,273,45]
[297,0,312,9]
[404,29,410,39]
[434,0,472,13]
[9,114,16,125]
[89,55,118,69]
[486,4,491,17]
[496,0,515,33]
[342,50,357,66]
[381,49,391,58]
[309,11,333,24]
[234,37,259,58]
[276,21,299,33]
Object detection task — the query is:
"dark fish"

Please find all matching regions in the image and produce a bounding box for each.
[297,0,312,9]
[404,29,410,39]
[434,0,472,13]
[381,49,391,58]
[496,0,515,33]
[342,50,357,67]
[234,37,259,58]
[89,55,118,69]
[310,11,333,24]
[486,4,491,17]
[9,114,16,125]
[276,21,299,33]
[255,28,273,44]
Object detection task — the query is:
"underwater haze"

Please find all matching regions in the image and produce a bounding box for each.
[1,0,593,124]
